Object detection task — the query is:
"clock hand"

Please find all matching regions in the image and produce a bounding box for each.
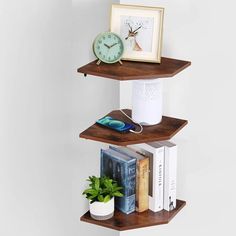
[110,43,118,48]
[104,43,110,49]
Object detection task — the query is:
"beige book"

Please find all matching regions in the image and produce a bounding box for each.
[135,157,149,212]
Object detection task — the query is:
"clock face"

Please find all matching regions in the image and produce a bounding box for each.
[93,32,124,64]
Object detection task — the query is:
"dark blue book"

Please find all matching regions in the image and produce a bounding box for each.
[100,148,136,214]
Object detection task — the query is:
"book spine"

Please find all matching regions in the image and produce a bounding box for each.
[100,150,136,214]
[163,144,177,211]
[149,146,164,212]
[136,158,149,212]
[115,161,135,214]
[122,162,136,214]
[100,149,114,179]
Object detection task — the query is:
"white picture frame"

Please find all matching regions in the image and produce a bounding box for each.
[110,4,164,63]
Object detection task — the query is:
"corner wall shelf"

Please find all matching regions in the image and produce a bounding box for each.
[80,109,188,146]
[77,57,191,81]
[77,55,191,231]
[81,200,186,231]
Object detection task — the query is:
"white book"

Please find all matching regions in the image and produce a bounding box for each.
[158,141,177,211]
[129,142,164,212]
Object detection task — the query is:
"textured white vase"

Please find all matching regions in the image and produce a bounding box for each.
[132,79,163,125]
[89,197,114,220]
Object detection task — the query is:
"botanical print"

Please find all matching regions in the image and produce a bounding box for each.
[120,16,154,53]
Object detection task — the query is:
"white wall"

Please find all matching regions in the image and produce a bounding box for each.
[1,1,236,236]
[0,1,119,236]
[120,0,236,236]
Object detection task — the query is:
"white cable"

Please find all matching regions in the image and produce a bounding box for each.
[119,109,143,134]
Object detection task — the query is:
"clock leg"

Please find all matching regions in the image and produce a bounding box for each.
[96,60,101,66]
[119,60,123,65]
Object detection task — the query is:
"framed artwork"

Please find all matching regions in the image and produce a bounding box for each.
[110,4,164,63]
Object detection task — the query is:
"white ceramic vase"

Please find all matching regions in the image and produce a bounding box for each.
[132,79,163,125]
[89,197,114,220]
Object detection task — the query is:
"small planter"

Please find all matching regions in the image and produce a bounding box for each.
[83,176,123,221]
[89,197,114,220]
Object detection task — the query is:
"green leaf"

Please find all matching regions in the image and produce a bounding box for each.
[113,186,123,191]
[95,178,100,190]
[113,192,123,197]
[83,189,98,196]
[104,195,111,203]
[87,196,93,199]
[98,195,104,202]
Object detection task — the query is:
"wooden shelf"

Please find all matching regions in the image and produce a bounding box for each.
[81,199,186,231]
[79,109,188,146]
[77,57,191,81]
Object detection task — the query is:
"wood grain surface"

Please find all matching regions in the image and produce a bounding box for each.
[79,109,188,145]
[80,200,186,231]
[77,57,191,80]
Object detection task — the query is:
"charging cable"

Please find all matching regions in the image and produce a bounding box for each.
[119,109,143,134]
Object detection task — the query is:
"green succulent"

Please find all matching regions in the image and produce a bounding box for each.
[83,176,123,204]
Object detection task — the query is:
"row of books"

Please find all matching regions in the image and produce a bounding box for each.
[100,141,177,214]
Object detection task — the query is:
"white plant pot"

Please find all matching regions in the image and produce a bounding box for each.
[89,197,114,220]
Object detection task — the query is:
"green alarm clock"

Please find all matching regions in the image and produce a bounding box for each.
[93,32,124,65]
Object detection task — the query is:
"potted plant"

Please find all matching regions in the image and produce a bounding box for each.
[83,176,123,220]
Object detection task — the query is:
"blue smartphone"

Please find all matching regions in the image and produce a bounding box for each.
[96,116,135,133]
